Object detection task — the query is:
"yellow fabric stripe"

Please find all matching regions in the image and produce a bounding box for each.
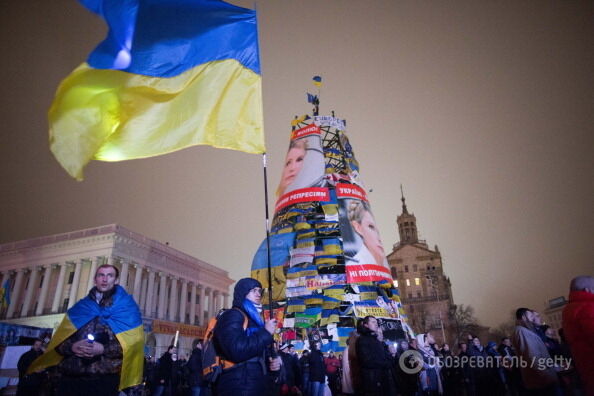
[27,315,77,374]
[50,59,265,180]
[116,324,145,390]
[251,266,286,302]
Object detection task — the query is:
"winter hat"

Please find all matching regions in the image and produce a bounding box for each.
[233,278,262,308]
[416,333,426,349]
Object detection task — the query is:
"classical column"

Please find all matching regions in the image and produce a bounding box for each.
[208,289,215,319]
[213,290,220,312]
[0,272,9,287]
[179,279,188,323]
[86,256,100,292]
[67,260,83,308]
[7,269,26,318]
[132,264,143,302]
[223,293,229,310]
[189,283,197,325]
[168,277,178,321]
[139,276,148,314]
[198,285,205,325]
[51,263,70,313]
[36,265,54,316]
[120,260,130,290]
[145,269,156,317]
[157,273,167,319]
[20,266,41,317]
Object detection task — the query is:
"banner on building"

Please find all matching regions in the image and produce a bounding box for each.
[152,320,205,338]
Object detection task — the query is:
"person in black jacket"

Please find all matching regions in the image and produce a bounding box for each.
[154,346,180,396]
[394,339,419,396]
[16,339,44,396]
[187,341,205,396]
[308,342,326,396]
[279,343,301,395]
[467,337,489,396]
[213,278,280,396]
[355,316,396,396]
[299,350,311,396]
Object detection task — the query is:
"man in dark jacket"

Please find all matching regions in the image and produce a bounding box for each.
[299,350,311,396]
[308,342,326,396]
[187,341,205,396]
[279,343,301,395]
[16,339,44,396]
[355,316,395,396]
[154,345,180,396]
[498,338,520,396]
[467,336,490,395]
[213,278,279,396]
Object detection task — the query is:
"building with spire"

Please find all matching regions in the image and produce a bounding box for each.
[387,188,455,345]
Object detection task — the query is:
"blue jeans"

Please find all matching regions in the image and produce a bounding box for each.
[310,381,325,396]
[190,386,202,396]
[153,385,165,396]
[302,372,310,396]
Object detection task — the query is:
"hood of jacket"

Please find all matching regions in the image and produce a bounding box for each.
[232,277,262,308]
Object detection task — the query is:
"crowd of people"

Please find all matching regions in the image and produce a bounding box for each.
[12,273,593,396]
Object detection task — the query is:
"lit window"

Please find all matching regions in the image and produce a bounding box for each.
[393,280,399,288]
[406,279,410,286]
[415,278,420,286]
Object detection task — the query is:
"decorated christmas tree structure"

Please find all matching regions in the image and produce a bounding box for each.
[251,78,411,352]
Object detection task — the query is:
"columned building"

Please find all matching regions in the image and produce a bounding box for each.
[387,190,455,345]
[543,296,567,333]
[0,224,233,359]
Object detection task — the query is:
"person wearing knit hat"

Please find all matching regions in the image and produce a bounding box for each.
[213,278,280,396]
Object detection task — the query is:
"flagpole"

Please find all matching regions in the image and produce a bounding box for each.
[262,153,274,319]
[254,2,274,321]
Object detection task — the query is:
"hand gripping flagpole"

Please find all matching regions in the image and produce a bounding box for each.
[262,153,274,320]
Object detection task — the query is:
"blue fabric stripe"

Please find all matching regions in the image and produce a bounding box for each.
[82,0,260,77]
[67,285,142,334]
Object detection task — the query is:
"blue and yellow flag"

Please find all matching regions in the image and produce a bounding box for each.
[0,279,11,309]
[51,0,265,180]
[28,285,144,390]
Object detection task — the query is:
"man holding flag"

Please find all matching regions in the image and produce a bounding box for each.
[28,264,144,395]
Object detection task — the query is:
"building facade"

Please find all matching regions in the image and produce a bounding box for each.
[387,191,455,345]
[0,224,233,359]
[543,296,567,333]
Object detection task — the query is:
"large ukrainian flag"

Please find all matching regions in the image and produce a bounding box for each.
[28,285,144,390]
[51,0,265,180]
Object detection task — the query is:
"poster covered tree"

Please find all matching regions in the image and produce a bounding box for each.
[252,78,412,351]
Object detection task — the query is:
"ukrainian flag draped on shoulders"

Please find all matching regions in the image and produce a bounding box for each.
[51,0,265,180]
[28,285,144,390]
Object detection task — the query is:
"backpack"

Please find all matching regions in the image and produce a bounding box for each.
[202,308,249,384]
